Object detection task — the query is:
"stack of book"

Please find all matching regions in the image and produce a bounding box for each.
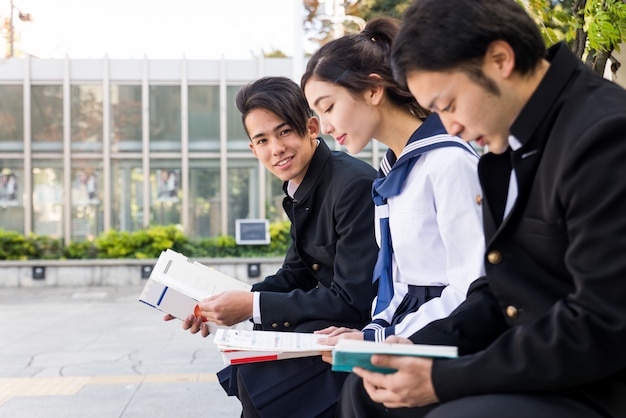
[213,329,457,373]
[214,329,329,365]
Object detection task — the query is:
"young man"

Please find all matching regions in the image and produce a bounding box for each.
[338,0,626,417]
[174,76,379,417]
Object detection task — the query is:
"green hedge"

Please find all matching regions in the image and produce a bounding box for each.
[0,222,291,260]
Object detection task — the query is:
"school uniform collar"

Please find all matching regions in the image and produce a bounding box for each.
[509,42,579,150]
[379,113,450,176]
[283,138,330,202]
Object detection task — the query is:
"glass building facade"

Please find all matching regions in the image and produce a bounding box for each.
[0,56,382,242]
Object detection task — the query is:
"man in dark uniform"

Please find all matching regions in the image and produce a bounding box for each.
[338,1,626,417]
[173,76,378,417]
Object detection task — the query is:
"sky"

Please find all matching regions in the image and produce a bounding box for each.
[4,0,306,59]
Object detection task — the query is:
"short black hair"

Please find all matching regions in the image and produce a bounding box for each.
[236,76,312,139]
[391,0,546,88]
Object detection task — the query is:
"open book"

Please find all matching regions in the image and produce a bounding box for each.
[213,329,330,365]
[332,339,457,374]
[139,249,253,334]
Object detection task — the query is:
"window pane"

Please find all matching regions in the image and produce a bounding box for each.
[149,86,181,152]
[0,85,24,152]
[111,84,142,152]
[32,161,63,237]
[226,85,249,151]
[32,85,63,152]
[71,163,103,241]
[111,159,144,232]
[189,85,220,152]
[188,159,220,238]
[227,159,258,235]
[151,162,181,226]
[71,85,103,152]
[0,163,24,234]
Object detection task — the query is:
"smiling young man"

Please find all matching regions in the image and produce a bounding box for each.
[337,0,626,417]
[179,76,378,418]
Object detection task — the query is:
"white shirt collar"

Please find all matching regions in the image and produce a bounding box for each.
[508,135,522,151]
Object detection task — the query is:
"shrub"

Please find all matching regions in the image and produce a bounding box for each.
[64,241,98,259]
[28,234,64,260]
[0,229,37,260]
[94,230,135,259]
[0,222,291,261]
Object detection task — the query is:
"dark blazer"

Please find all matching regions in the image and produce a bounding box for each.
[410,43,626,416]
[252,139,378,332]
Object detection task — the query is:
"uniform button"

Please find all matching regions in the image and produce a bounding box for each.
[312,263,320,271]
[271,323,278,328]
[487,251,502,264]
[475,194,482,205]
[506,305,518,319]
[283,322,291,328]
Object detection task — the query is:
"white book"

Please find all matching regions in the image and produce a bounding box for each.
[213,329,333,365]
[139,249,253,334]
[214,329,330,352]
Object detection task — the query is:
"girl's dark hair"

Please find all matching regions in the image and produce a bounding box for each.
[236,76,313,139]
[301,17,429,119]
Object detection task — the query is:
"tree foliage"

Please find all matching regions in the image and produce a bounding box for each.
[520,0,626,74]
[303,0,626,75]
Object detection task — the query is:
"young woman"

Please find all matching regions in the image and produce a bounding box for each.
[302,17,485,348]
[230,18,486,418]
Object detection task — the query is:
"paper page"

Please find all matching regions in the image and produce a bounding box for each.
[149,249,251,296]
[139,249,253,332]
[213,329,332,352]
[333,339,457,358]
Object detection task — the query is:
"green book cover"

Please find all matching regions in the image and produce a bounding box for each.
[331,340,457,374]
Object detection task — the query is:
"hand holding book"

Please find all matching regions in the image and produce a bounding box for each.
[212,329,457,370]
[313,325,365,364]
[139,249,253,334]
[332,338,457,374]
[194,290,254,327]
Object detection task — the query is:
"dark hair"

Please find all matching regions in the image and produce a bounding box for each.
[236,76,313,139]
[391,0,546,89]
[301,16,429,119]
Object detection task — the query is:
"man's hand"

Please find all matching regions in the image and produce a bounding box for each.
[163,313,210,337]
[196,290,253,326]
[353,354,438,408]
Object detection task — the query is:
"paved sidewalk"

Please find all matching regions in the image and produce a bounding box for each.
[0,285,241,418]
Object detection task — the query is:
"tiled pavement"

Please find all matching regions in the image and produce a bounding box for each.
[0,284,241,417]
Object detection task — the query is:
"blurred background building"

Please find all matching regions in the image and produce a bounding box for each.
[0,55,384,243]
[1,0,623,246]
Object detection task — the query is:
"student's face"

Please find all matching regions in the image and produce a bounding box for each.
[304,78,380,155]
[246,108,318,186]
[406,69,513,154]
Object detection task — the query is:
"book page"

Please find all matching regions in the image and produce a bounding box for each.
[139,249,253,332]
[149,249,251,298]
[334,339,457,358]
[214,329,332,352]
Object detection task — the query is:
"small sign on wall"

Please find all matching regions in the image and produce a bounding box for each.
[236,219,270,245]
